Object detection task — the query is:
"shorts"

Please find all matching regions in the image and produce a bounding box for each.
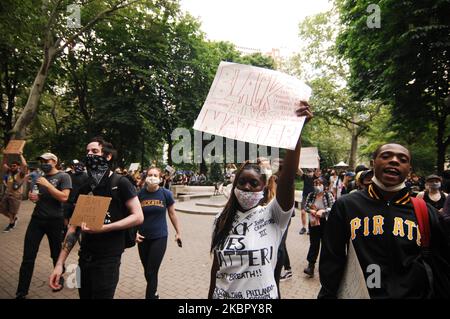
[0,194,21,217]
[300,195,309,210]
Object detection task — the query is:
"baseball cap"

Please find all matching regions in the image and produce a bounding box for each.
[345,171,356,177]
[425,174,442,182]
[37,152,58,162]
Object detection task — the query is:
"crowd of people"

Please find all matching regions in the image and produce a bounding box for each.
[1,101,450,299]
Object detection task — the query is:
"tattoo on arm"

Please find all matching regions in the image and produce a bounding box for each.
[62,228,81,252]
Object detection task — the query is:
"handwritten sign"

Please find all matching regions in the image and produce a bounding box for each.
[299,147,320,169]
[165,165,175,175]
[129,163,140,172]
[4,140,26,154]
[69,195,111,231]
[193,62,312,150]
[337,241,370,299]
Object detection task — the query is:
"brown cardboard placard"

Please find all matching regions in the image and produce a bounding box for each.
[4,140,26,154]
[69,195,111,230]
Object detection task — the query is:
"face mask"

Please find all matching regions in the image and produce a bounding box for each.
[372,176,406,192]
[430,182,441,189]
[234,188,264,211]
[40,163,53,174]
[74,164,84,174]
[314,185,324,193]
[145,176,161,185]
[84,155,109,186]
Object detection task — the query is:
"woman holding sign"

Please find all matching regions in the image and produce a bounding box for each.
[208,101,313,299]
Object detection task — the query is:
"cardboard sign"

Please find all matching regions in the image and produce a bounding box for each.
[337,241,370,299]
[193,62,312,150]
[299,147,320,169]
[4,140,26,154]
[69,195,111,230]
[165,165,175,175]
[129,163,140,172]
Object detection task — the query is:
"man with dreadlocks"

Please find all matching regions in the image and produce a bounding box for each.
[208,101,313,299]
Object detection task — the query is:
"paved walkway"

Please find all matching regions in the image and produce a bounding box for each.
[0,200,320,299]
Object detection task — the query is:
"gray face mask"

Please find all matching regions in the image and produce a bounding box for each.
[429,182,441,189]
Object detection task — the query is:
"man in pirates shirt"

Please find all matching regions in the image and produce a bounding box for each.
[318,143,450,298]
[49,137,144,299]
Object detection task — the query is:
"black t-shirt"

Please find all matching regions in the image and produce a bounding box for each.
[302,174,315,197]
[67,171,90,204]
[79,172,137,257]
[33,171,72,219]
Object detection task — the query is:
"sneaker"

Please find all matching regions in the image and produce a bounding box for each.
[280,270,293,281]
[299,227,306,235]
[303,263,315,278]
[12,217,18,229]
[2,224,13,233]
[15,292,27,299]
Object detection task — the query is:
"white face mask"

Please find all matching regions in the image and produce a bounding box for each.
[234,188,264,211]
[372,176,406,192]
[314,185,324,193]
[146,176,161,186]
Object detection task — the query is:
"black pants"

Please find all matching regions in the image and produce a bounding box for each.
[16,217,64,296]
[307,219,327,264]
[275,219,291,298]
[78,252,122,299]
[138,236,167,299]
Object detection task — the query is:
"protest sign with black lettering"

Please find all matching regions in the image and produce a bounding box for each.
[193,62,312,150]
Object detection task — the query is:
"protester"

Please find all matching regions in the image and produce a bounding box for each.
[303,177,334,278]
[16,153,71,299]
[319,143,450,298]
[417,175,447,213]
[1,153,27,232]
[49,137,144,299]
[299,168,315,235]
[208,101,313,299]
[135,167,182,299]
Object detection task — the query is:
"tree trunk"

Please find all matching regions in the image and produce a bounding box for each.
[167,135,173,166]
[349,124,358,170]
[11,44,55,139]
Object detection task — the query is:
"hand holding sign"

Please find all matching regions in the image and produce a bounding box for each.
[70,195,111,232]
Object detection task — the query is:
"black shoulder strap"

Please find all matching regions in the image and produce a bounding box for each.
[109,173,123,202]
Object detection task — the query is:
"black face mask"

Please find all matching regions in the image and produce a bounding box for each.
[73,164,85,174]
[84,155,110,186]
[40,163,53,174]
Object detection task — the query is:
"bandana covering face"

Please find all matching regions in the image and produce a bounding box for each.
[234,188,265,211]
[84,155,109,186]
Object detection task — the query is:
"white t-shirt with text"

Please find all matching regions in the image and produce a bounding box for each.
[212,199,293,299]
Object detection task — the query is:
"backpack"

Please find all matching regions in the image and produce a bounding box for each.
[411,197,450,298]
[110,173,137,249]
